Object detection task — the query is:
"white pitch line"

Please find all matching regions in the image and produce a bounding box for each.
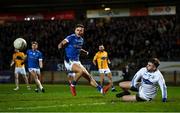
[8,102,106,110]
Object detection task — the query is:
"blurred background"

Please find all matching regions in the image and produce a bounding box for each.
[0,0,179,84]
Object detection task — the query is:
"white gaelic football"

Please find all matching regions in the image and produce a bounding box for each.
[13,38,27,50]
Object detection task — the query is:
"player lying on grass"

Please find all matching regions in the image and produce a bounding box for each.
[116,58,167,102]
[58,24,111,96]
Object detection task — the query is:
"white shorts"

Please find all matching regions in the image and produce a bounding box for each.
[99,68,111,74]
[15,67,26,75]
[138,86,152,101]
[64,60,84,71]
[28,68,41,75]
[64,60,88,77]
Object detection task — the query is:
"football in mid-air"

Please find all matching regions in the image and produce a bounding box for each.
[13,38,27,50]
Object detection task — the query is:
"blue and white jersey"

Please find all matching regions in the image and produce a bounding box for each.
[26,49,43,69]
[131,67,167,100]
[64,34,83,62]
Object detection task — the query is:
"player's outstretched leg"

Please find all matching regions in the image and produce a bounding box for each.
[116,81,131,98]
[72,63,103,95]
[88,75,103,93]
[81,70,104,94]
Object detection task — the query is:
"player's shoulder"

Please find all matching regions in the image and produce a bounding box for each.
[26,49,32,53]
[19,51,24,53]
[103,51,108,54]
[66,34,75,38]
[65,34,76,42]
[15,51,23,55]
[36,50,42,54]
[155,69,163,76]
[139,67,147,72]
[19,52,25,55]
[70,33,76,37]
[96,51,101,55]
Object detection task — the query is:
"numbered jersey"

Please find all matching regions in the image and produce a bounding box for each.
[93,51,109,69]
[12,52,25,68]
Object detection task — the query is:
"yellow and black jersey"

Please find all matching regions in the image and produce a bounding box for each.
[93,51,109,69]
[12,52,25,67]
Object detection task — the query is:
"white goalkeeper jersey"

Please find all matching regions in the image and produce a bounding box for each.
[131,67,167,100]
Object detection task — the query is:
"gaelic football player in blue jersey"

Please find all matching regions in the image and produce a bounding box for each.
[26,41,45,93]
[58,24,108,96]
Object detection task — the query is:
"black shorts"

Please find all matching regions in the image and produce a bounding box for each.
[130,86,138,92]
[130,83,141,92]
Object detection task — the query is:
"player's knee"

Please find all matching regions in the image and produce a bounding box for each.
[33,75,38,79]
[77,69,84,75]
[108,77,112,81]
[119,82,123,87]
[122,95,135,102]
[122,96,132,101]
[72,67,83,76]
[34,77,39,82]
[122,96,126,101]
[119,82,126,88]
[15,76,18,79]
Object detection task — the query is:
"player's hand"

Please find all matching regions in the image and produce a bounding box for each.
[10,63,13,67]
[162,98,167,102]
[58,46,61,50]
[58,42,64,50]
[93,61,96,66]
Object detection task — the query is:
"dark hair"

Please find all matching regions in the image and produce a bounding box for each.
[149,58,160,68]
[31,41,38,45]
[75,24,84,29]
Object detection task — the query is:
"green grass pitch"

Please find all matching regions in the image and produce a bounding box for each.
[0,84,180,112]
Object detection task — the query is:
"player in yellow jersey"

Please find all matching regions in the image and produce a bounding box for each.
[93,45,117,92]
[10,49,30,90]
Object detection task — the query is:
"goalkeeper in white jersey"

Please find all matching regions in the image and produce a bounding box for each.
[116,58,167,102]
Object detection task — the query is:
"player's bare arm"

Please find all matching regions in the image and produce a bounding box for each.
[93,56,97,66]
[108,59,111,64]
[81,49,89,55]
[39,60,43,69]
[93,60,97,66]
[10,60,15,67]
[58,39,68,49]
